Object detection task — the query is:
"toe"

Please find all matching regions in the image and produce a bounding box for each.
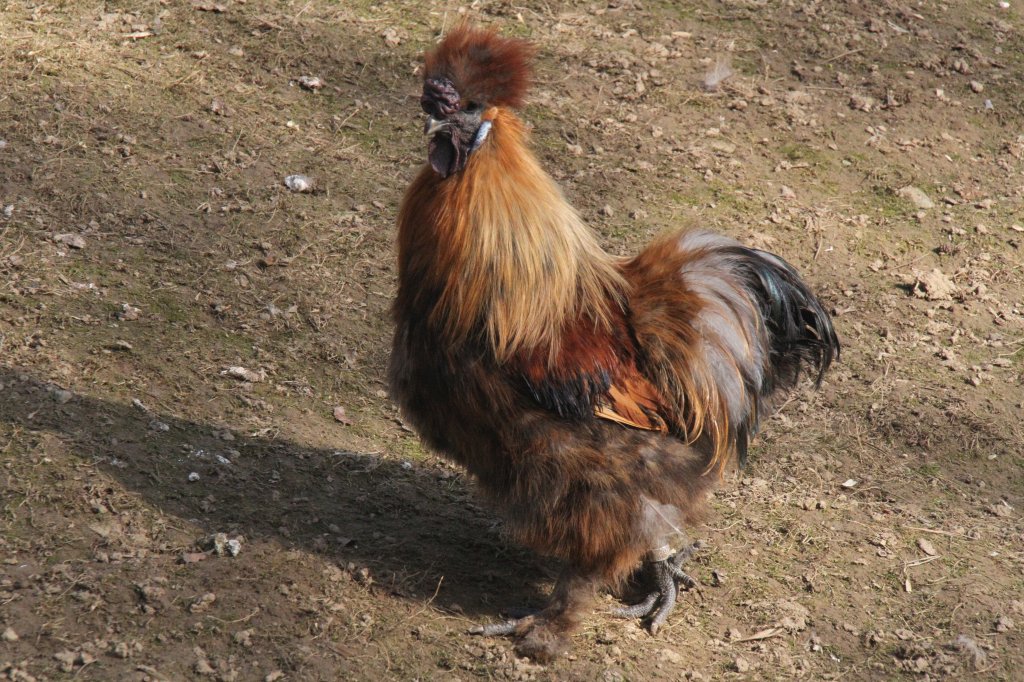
[469,620,520,637]
[611,590,659,619]
[648,579,678,635]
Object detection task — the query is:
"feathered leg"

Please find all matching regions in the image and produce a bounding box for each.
[612,541,701,634]
[470,568,596,662]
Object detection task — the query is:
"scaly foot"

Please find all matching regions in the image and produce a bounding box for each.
[470,570,596,662]
[470,613,572,662]
[612,541,702,634]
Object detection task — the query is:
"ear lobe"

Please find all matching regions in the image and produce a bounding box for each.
[429,134,465,178]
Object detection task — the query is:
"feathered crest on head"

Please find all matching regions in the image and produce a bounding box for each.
[423,23,535,109]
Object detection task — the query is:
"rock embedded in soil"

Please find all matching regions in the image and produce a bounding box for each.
[223,366,265,382]
[912,269,957,301]
[995,615,1015,632]
[897,186,935,209]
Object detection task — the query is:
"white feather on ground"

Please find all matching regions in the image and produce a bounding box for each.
[703,56,735,92]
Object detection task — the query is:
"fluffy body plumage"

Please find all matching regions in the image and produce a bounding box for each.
[390,25,838,661]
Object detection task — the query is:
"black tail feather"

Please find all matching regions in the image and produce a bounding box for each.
[728,247,839,466]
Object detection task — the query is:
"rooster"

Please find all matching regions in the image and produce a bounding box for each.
[389,24,838,661]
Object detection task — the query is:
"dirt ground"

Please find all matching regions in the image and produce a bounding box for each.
[1,0,1022,679]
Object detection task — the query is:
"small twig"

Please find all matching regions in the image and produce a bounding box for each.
[205,607,260,624]
[733,626,784,643]
[879,252,929,272]
[405,576,444,623]
[825,47,866,64]
[906,526,972,539]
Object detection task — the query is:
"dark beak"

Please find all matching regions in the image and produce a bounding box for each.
[424,116,448,136]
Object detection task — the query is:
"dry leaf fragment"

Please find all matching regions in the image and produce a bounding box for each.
[917,538,937,556]
[333,406,353,425]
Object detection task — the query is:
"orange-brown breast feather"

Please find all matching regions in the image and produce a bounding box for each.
[594,374,669,433]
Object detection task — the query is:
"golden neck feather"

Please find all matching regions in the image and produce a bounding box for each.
[397,109,626,361]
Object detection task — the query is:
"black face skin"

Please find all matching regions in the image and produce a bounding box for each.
[421,77,485,178]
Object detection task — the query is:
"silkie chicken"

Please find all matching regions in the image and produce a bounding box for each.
[389,25,839,662]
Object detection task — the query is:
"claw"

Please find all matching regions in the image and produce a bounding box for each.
[612,542,702,633]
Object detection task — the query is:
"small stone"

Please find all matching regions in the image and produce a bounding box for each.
[52,388,74,404]
[970,81,984,93]
[298,75,324,91]
[995,615,1015,632]
[917,538,937,556]
[189,592,217,613]
[234,629,254,647]
[600,204,615,217]
[912,269,957,301]
[265,672,285,682]
[2,627,18,641]
[223,366,265,382]
[734,656,751,672]
[194,658,216,675]
[849,94,876,112]
[54,650,78,672]
[55,233,87,249]
[284,174,314,192]
[119,303,142,321]
[188,471,201,482]
[897,186,935,209]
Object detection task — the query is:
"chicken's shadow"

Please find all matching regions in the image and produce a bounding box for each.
[0,366,547,616]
